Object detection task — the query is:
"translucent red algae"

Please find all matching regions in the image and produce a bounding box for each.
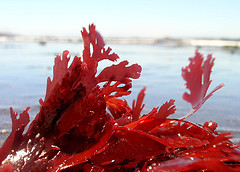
[0,24,240,172]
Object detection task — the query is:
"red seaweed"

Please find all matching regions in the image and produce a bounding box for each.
[0,24,239,172]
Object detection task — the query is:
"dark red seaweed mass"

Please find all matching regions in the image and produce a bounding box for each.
[0,24,239,172]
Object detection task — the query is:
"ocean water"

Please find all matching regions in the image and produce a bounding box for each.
[0,41,240,145]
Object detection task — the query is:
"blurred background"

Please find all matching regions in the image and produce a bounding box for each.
[0,0,240,144]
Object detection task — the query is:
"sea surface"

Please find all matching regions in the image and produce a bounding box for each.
[0,41,240,145]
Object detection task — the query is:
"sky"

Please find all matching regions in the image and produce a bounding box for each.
[0,0,240,38]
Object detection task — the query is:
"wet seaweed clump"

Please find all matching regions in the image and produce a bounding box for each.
[0,24,239,171]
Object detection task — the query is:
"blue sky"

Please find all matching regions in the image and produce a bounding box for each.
[0,0,239,38]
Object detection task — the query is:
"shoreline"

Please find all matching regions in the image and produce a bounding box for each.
[1,35,240,48]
